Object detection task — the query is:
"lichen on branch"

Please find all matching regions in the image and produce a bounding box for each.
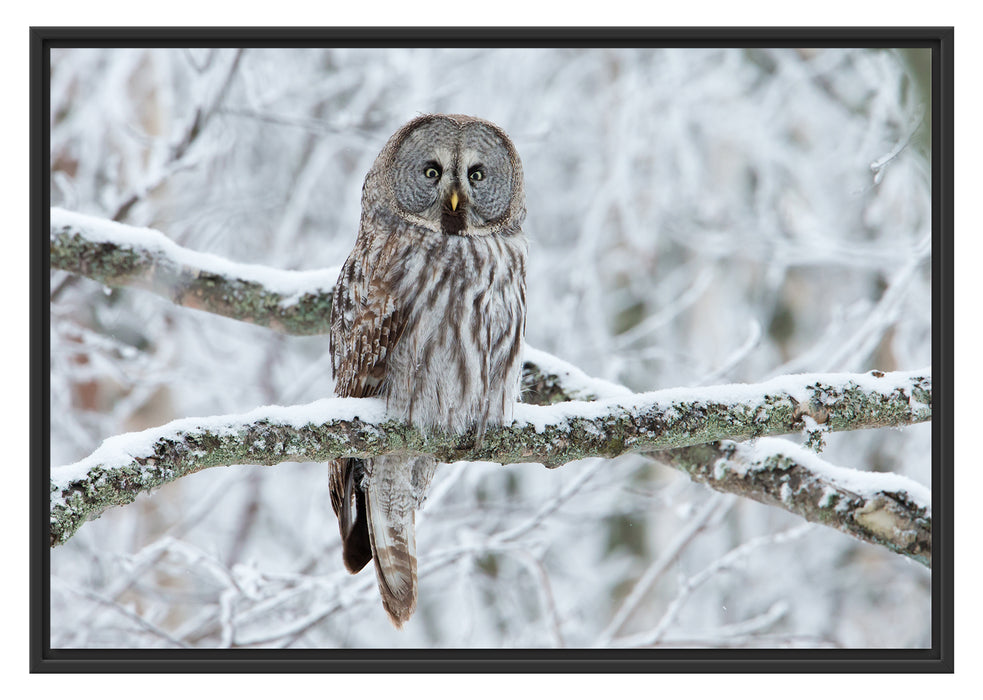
[657,438,931,567]
[50,370,932,549]
[49,208,934,568]
[50,208,338,336]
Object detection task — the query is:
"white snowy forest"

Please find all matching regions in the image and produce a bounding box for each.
[48,47,933,649]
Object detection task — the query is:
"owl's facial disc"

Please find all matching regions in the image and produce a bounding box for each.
[389,116,516,236]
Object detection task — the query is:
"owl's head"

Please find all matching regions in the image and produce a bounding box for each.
[369,114,525,237]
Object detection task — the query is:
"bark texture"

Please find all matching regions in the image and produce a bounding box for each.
[50,371,932,553]
[658,441,931,567]
[49,209,934,568]
[50,219,336,336]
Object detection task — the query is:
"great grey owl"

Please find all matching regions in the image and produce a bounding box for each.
[329,114,528,627]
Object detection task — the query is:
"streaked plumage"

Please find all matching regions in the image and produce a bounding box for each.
[329,114,527,626]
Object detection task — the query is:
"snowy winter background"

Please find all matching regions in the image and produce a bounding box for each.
[49,47,932,649]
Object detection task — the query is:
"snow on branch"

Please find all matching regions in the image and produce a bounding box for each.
[49,208,932,566]
[49,208,591,401]
[50,208,340,336]
[50,369,931,549]
[657,438,931,567]
[48,206,927,407]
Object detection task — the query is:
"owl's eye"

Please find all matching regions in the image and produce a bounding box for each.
[423,166,441,179]
[469,168,484,182]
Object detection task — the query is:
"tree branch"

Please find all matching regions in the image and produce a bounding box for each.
[50,208,339,336]
[49,208,933,568]
[50,369,931,549]
[656,439,931,567]
[49,208,630,402]
[522,344,932,568]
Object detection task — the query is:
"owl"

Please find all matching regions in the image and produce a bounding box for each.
[328,114,528,627]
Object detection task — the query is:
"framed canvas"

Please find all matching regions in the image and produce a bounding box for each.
[32,27,953,671]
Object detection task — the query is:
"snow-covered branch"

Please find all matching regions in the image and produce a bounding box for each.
[49,208,645,404]
[50,368,931,551]
[656,439,931,567]
[50,208,340,336]
[49,207,932,565]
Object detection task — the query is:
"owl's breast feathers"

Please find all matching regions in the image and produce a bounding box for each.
[395,229,526,434]
[332,220,526,434]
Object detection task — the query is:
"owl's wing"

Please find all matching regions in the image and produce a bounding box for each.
[329,254,407,400]
[328,252,407,574]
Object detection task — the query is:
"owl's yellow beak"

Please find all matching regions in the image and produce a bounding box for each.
[449,190,460,211]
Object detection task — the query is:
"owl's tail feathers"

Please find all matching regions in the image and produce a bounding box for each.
[365,488,418,628]
[330,459,373,574]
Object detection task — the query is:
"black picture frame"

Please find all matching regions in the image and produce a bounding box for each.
[31,26,954,672]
